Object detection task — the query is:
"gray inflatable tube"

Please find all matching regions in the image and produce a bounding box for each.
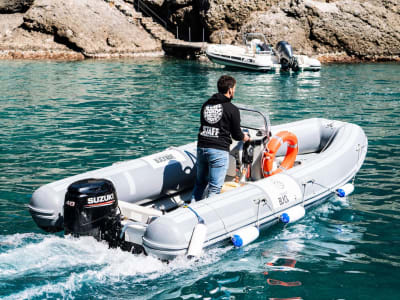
[29,118,367,259]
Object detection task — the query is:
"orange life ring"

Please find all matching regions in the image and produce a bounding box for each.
[262,131,298,177]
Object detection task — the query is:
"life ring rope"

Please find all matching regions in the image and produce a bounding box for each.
[262,131,298,177]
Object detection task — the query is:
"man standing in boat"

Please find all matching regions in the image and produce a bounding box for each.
[191,75,250,201]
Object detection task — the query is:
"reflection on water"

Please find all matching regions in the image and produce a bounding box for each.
[0,60,399,299]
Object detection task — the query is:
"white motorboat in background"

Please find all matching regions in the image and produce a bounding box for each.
[206,33,321,72]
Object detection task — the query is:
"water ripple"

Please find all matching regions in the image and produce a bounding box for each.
[0,60,399,299]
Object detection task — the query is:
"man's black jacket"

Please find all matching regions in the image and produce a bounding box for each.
[197,93,244,151]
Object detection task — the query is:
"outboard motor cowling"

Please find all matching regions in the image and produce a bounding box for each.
[276,41,293,62]
[276,41,299,72]
[64,178,121,247]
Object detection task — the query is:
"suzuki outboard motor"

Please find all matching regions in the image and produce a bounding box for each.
[64,178,122,248]
[276,41,299,72]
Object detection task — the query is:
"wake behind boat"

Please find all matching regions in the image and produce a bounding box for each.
[206,33,321,72]
[29,108,367,260]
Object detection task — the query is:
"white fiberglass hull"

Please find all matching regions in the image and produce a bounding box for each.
[206,44,321,72]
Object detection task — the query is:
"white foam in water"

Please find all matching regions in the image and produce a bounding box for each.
[0,232,41,248]
[309,196,350,220]
[278,223,319,241]
[0,233,228,299]
[3,273,83,300]
[0,197,353,299]
[1,234,172,277]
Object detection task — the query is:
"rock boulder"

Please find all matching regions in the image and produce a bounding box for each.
[0,13,84,59]
[237,0,400,60]
[198,0,277,44]
[0,0,34,13]
[22,0,162,58]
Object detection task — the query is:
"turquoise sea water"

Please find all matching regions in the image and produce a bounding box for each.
[0,59,399,299]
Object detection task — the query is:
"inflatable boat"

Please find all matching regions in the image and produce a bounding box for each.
[29,108,367,260]
[206,33,321,72]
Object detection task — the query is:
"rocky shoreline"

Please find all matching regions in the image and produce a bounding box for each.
[0,0,399,62]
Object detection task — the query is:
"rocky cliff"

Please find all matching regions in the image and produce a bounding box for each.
[0,0,399,61]
[240,0,400,61]
[0,0,34,13]
[144,0,400,61]
[0,0,162,59]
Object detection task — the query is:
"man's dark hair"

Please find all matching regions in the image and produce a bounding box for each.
[217,75,236,94]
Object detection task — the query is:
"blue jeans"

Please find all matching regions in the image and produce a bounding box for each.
[191,148,229,201]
